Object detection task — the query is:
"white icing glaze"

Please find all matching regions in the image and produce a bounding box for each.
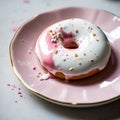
[36,18,111,80]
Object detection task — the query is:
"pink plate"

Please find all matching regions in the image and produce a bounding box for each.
[10,7,120,107]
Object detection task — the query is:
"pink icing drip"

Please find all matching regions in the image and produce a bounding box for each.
[46,34,57,50]
[37,33,57,71]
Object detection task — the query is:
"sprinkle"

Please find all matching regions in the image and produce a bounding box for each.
[96,39,99,42]
[54,44,57,47]
[28,48,33,54]
[63,58,66,61]
[57,33,61,38]
[75,30,79,33]
[90,59,94,63]
[18,92,22,94]
[40,73,50,80]
[69,67,74,71]
[37,74,40,78]
[12,85,16,88]
[12,26,18,32]
[49,30,52,33]
[93,33,96,36]
[52,33,55,36]
[48,30,57,36]
[33,67,36,70]
[28,50,32,54]
[47,31,51,35]
[78,62,82,65]
[88,26,93,30]
[75,53,78,57]
[53,49,58,54]
[51,38,57,43]
[18,88,21,90]
[7,83,10,86]
[83,53,86,56]
[20,95,23,97]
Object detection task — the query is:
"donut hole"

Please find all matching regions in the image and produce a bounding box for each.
[61,31,79,49]
[62,38,79,49]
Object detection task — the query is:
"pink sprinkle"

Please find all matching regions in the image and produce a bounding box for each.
[7,83,10,86]
[33,67,36,70]
[18,88,21,90]
[37,75,40,78]
[12,85,16,88]
[18,92,22,94]
[54,44,57,47]
[23,0,30,3]
[28,51,32,54]
[12,26,18,32]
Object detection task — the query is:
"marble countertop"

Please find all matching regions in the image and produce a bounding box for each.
[0,0,120,120]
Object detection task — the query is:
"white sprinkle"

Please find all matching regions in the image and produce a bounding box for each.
[51,38,57,42]
[40,73,50,80]
[69,67,74,71]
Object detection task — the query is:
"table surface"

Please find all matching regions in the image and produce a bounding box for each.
[0,0,120,120]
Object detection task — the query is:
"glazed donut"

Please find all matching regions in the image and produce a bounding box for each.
[35,18,111,80]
